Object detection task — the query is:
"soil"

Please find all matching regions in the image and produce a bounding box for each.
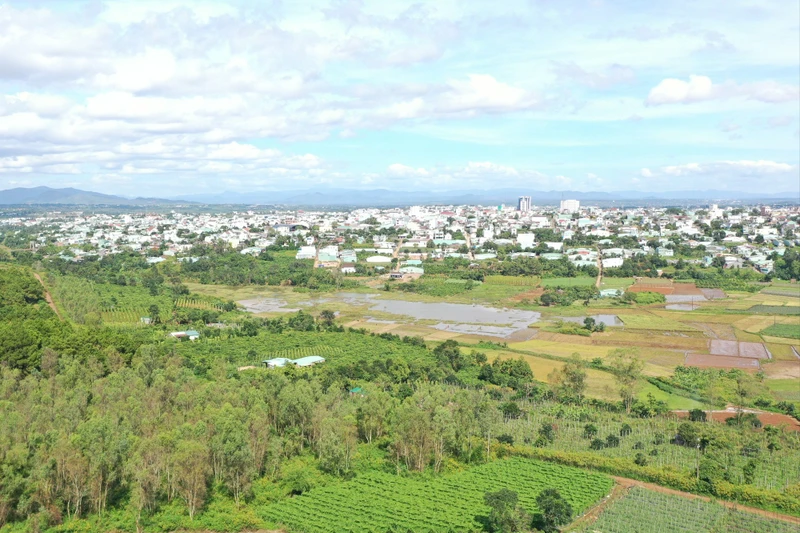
[671,283,704,296]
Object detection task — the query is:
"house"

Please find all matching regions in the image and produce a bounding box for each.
[601,257,624,269]
[340,262,356,274]
[170,329,200,341]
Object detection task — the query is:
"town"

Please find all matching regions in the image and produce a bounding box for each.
[2,199,797,278]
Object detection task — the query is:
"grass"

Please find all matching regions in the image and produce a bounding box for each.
[620,314,698,332]
[598,277,635,289]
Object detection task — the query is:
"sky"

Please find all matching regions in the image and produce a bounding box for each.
[0,0,798,197]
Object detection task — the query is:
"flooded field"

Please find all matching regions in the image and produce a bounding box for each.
[239,292,542,338]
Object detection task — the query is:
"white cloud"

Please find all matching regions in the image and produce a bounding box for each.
[647,75,799,105]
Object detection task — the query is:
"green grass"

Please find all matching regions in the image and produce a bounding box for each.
[573,486,799,533]
[598,277,635,289]
[761,323,800,340]
[484,275,540,287]
[749,305,800,315]
[262,458,613,533]
[620,314,698,332]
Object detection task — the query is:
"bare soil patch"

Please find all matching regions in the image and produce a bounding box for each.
[763,361,800,379]
[674,410,800,432]
[700,288,727,299]
[672,282,703,296]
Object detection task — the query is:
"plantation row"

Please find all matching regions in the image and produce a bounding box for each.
[266,345,345,360]
[175,298,225,310]
[261,458,613,533]
[577,486,799,533]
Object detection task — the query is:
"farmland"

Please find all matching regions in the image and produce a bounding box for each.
[762,323,800,340]
[620,314,698,332]
[262,458,613,533]
[574,486,799,533]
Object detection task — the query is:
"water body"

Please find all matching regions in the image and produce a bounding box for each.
[557,314,623,327]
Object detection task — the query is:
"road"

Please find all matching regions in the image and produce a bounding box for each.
[464,232,475,261]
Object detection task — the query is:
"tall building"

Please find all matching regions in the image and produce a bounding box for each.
[560,199,580,213]
[517,195,532,212]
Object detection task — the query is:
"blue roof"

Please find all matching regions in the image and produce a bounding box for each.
[292,355,326,366]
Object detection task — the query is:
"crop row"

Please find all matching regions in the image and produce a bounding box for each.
[261,458,612,533]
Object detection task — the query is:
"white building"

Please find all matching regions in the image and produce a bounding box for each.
[518,196,532,212]
[517,233,536,250]
[560,199,580,213]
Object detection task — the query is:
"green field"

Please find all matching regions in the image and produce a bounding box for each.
[749,305,800,315]
[574,486,799,533]
[541,277,597,288]
[761,323,800,340]
[262,458,613,533]
[620,314,698,331]
[484,275,540,286]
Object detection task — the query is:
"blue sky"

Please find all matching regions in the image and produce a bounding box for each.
[0,0,798,196]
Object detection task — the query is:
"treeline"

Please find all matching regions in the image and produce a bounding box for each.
[422,256,596,281]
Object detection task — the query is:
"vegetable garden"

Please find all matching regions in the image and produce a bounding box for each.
[262,458,612,533]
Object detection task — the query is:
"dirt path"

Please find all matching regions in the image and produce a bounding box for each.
[33,272,63,321]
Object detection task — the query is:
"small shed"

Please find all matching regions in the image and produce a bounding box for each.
[292,355,326,367]
[263,357,291,368]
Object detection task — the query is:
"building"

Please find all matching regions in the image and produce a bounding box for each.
[560,199,580,213]
[517,196,532,212]
[517,233,536,250]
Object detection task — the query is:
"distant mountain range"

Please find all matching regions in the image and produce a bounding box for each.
[0,186,189,206]
[0,186,798,207]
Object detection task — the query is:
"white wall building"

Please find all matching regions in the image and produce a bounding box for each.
[560,199,580,213]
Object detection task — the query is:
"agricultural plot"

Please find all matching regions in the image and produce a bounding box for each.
[175,298,224,310]
[100,308,149,324]
[761,323,800,340]
[685,353,760,370]
[708,340,770,359]
[540,277,597,288]
[575,486,799,533]
[749,305,800,315]
[484,275,540,287]
[261,458,613,533]
[620,314,697,332]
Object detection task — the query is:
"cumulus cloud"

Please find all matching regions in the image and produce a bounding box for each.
[646,75,799,105]
[661,160,795,176]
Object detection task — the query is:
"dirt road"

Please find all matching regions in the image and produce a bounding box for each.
[33,272,63,321]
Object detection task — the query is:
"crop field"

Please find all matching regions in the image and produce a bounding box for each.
[574,486,799,533]
[749,305,800,315]
[540,276,597,288]
[765,343,800,361]
[761,323,800,340]
[499,403,800,490]
[264,345,344,360]
[620,314,698,332]
[484,275,540,286]
[261,458,613,533]
[175,298,224,310]
[100,308,149,324]
[597,277,634,289]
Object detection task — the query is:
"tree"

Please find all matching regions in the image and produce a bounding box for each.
[535,488,573,533]
[173,439,210,519]
[147,304,160,325]
[548,353,587,403]
[608,348,644,413]
[319,310,336,327]
[483,489,529,533]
